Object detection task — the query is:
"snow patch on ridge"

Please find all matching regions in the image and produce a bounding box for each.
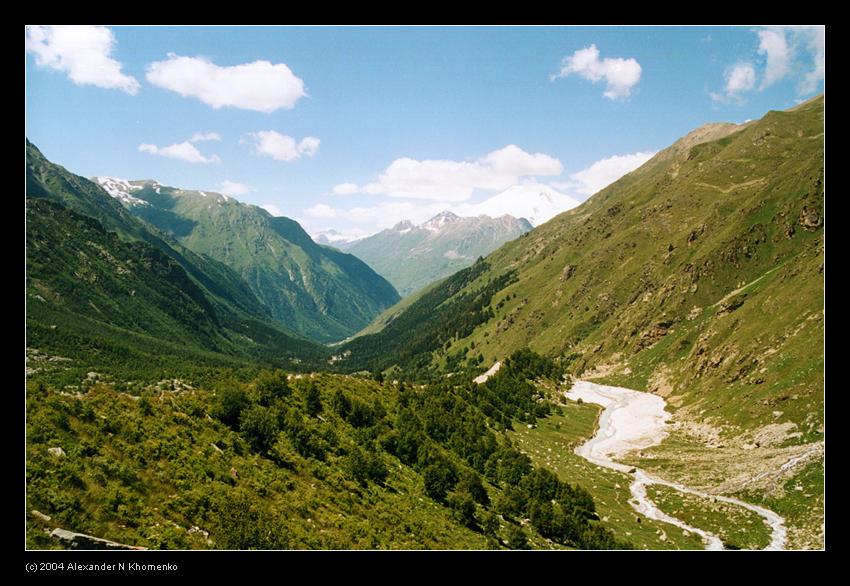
[93,177,150,206]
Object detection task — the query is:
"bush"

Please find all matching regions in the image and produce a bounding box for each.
[212,381,250,428]
[239,405,279,453]
[506,525,530,550]
[447,491,477,527]
[423,460,457,502]
[254,369,291,405]
[303,382,322,417]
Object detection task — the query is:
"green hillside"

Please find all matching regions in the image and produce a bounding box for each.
[120,181,400,343]
[26,143,328,384]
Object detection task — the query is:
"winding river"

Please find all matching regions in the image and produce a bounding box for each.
[565,380,787,550]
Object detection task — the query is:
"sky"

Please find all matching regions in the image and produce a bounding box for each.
[25,25,825,240]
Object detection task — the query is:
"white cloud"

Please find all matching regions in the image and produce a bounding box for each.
[25,25,139,94]
[757,28,792,89]
[333,145,563,202]
[138,140,220,164]
[190,131,222,143]
[146,54,306,113]
[554,151,656,196]
[794,26,825,95]
[260,204,283,217]
[218,180,250,196]
[714,26,825,103]
[304,203,341,219]
[551,44,642,100]
[332,182,360,195]
[726,63,757,96]
[314,148,657,234]
[298,137,321,157]
[248,131,320,162]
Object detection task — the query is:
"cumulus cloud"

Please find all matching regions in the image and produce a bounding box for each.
[726,63,757,95]
[711,63,757,103]
[25,25,139,94]
[554,151,656,196]
[713,26,825,103]
[190,131,222,143]
[550,44,642,100]
[298,137,321,157]
[332,183,360,195]
[146,54,306,113]
[248,130,320,162]
[758,28,792,89]
[304,203,341,218]
[138,140,220,164]
[218,180,250,196]
[315,148,656,235]
[332,145,562,202]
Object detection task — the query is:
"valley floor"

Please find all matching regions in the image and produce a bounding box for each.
[513,380,824,550]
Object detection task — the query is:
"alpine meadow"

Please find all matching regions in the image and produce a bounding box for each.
[25,25,825,554]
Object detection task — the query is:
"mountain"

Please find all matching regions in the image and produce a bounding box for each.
[460,183,581,226]
[340,97,824,547]
[95,179,400,343]
[345,211,533,297]
[26,141,326,381]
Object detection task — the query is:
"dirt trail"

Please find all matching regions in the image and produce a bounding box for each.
[565,380,787,550]
[695,177,766,194]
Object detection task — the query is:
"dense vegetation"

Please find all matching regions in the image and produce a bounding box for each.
[27,350,628,550]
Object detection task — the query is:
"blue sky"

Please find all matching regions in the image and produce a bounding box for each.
[25,25,825,239]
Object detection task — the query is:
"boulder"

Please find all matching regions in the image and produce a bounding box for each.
[31,510,51,522]
[47,447,66,458]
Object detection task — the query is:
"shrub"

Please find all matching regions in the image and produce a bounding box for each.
[239,405,279,453]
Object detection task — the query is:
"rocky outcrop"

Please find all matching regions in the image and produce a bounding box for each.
[50,528,146,550]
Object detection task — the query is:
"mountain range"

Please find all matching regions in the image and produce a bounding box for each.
[341,212,532,297]
[92,178,400,343]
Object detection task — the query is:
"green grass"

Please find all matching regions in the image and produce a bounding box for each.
[734,460,824,550]
[646,485,771,550]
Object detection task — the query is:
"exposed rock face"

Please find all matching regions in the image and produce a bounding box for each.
[50,528,146,550]
[798,206,823,231]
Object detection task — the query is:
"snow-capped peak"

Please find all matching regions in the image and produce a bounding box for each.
[463,183,580,226]
[92,176,149,207]
[422,211,460,232]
